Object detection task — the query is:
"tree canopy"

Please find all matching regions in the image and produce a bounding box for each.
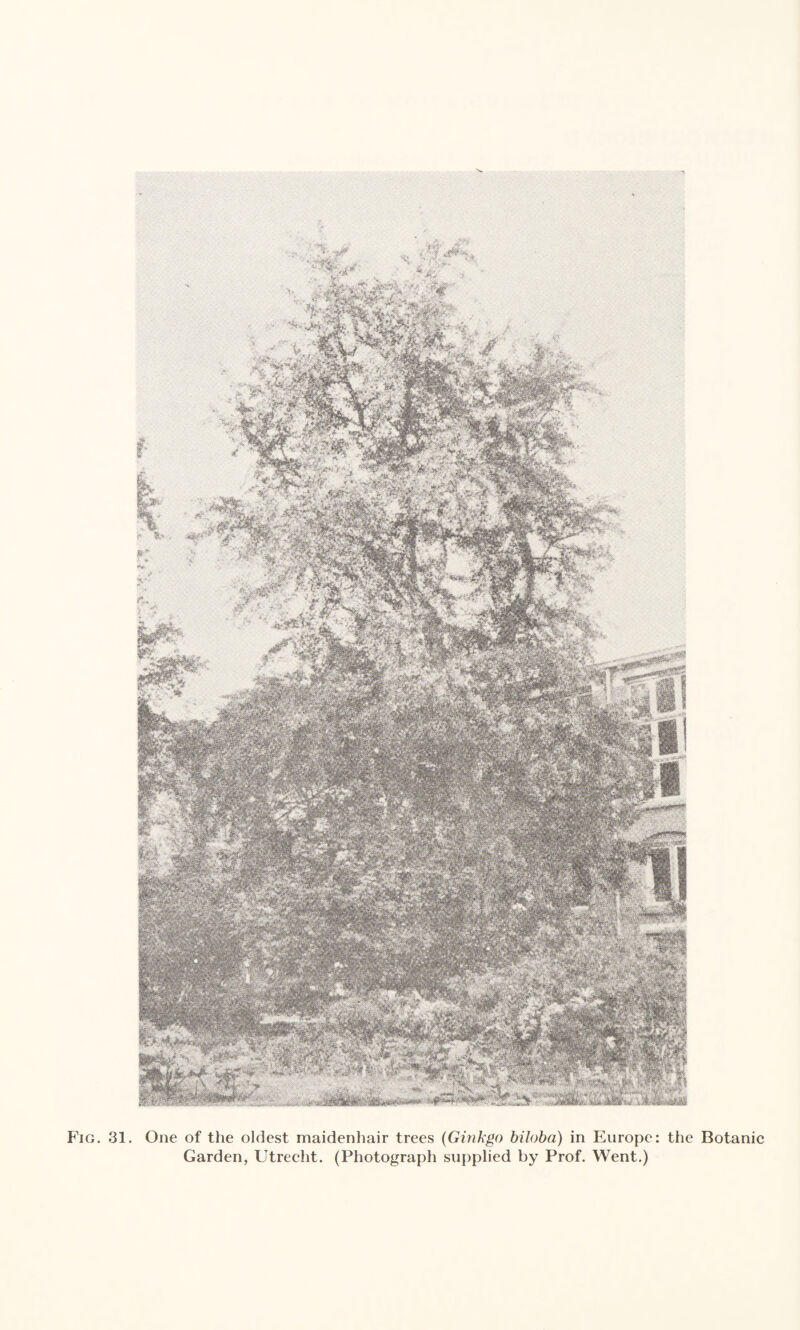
[202,235,615,677]
[142,235,645,1023]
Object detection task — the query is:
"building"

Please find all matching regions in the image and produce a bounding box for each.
[592,646,686,940]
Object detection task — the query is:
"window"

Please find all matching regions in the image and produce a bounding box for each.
[655,677,676,713]
[650,848,672,901]
[628,669,686,802]
[646,843,686,906]
[657,719,678,755]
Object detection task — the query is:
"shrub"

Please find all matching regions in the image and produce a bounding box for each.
[139,1021,206,1098]
[328,996,387,1038]
[436,920,685,1091]
[206,1039,261,1099]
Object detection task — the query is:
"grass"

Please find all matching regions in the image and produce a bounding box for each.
[142,1070,685,1107]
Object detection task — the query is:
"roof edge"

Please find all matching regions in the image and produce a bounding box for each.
[594,645,685,670]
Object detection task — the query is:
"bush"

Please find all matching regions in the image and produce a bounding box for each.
[206,1039,261,1099]
[139,1021,206,1097]
[328,996,387,1038]
[441,921,685,1091]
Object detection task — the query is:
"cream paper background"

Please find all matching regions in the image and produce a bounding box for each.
[2,3,798,1327]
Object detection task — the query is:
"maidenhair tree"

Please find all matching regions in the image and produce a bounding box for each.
[187,235,643,1006]
[205,235,614,675]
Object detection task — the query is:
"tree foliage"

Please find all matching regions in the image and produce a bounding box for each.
[146,236,647,1011]
[196,662,641,1002]
[202,234,615,674]
[138,437,203,826]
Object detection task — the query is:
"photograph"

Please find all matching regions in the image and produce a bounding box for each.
[137,172,685,1106]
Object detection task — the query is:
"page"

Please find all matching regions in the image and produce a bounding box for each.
[2,3,798,1327]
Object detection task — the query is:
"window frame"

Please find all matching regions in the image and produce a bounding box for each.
[644,841,687,909]
[630,671,687,804]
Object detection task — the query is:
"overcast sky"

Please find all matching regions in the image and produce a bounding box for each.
[137,172,684,716]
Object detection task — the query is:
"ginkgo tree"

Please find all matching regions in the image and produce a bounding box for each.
[204,235,614,675]
[172,234,645,1010]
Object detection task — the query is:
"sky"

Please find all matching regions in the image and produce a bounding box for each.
[137,172,684,717]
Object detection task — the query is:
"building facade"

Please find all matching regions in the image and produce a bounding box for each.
[592,646,686,939]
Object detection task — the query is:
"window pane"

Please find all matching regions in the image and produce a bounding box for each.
[638,724,654,759]
[680,674,686,708]
[655,677,676,713]
[630,682,651,718]
[650,849,672,902]
[677,846,686,900]
[657,719,679,755]
[659,762,680,797]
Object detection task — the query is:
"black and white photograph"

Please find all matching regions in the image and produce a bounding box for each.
[137,172,685,1107]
